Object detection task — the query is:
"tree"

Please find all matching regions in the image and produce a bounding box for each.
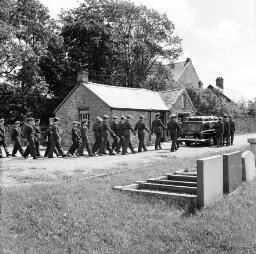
[58,0,182,89]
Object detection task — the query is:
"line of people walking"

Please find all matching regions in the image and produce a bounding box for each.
[0,113,182,159]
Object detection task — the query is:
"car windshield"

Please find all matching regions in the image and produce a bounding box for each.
[182,122,202,132]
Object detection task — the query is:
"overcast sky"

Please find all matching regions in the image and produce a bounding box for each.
[40,0,256,101]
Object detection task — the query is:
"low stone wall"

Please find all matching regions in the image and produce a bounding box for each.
[234,117,256,134]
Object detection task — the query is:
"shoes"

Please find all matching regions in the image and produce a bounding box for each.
[62,154,67,157]
[23,155,28,159]
[132,151,137,154]
[6,154,11,157]
[33,157,38,159]
[12,154,17,157]
[48,156,54,158]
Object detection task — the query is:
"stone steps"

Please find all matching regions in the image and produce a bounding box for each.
[167,174,197,182]
[146,179,197,187]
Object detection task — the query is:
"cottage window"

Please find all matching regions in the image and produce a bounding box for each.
[181,94,186,109]
[79,110,90,129]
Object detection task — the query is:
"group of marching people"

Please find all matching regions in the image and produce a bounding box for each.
[0,112,182,159]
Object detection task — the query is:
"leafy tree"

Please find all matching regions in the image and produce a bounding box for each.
[57,0,182,89]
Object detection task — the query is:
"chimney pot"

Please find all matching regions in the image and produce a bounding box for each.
[216,77,224,89]
[77,70,89,83]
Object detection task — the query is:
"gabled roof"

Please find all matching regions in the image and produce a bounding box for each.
[165,61,187,82]
[159,89,183,108]
[84,82,169,111]
[207,85,235,103]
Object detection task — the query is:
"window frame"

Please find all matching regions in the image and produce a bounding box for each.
[78,109,90,129]
[181,94,186,109]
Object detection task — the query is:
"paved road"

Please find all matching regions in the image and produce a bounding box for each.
[0,133,254,188]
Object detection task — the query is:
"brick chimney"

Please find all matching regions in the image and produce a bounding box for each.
[185,58,191,65]
[77,70,89,84]
[216,77,224,89]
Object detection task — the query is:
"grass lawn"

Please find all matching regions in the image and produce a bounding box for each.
[1,154,256,253]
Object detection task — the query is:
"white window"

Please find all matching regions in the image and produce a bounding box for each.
[181,94,186,109]
[79,109,90,129]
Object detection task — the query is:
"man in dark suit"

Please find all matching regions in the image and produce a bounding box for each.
[166,114,180,152]
[0,118,11,158]
[92,117,103,155]
[23,117,37,159]
[151,113,166,150]
[44,118,59,157]
[48,117,66,158]
[215,117,224,147]
[229,115,236,145]
[11,121,24,157]
[135,115,151,152]
[223,114,230,146]
[78,119,93,156]
[34,119,41,157]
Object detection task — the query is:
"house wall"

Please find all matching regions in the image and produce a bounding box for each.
[176,63,201,90]
[55,84,111,147]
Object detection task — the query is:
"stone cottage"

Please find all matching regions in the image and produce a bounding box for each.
[54,71,196,147]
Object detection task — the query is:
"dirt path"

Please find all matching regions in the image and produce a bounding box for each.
[0,133,254,188]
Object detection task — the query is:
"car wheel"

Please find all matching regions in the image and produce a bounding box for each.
[208,137,214,146]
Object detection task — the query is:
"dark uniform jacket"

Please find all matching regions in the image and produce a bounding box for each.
[45,126,52,142]
[123,120,136,137]
[72,127,81,143]
[92,122,102,138]
[51,124,61,141]
[101,121,115,138]
[215,120,224,134]
[135,121,150,134]
[167,120,180,136]
[116,121,124,137]
[34,125,41,141]
[80,126,89,141]
[151,119,165,134]
[11,126,22,141]
[223,120,230,135]
[24,124,35,140]
[0,126,6,141]
[110,121,118,136]
[229,120,235,133]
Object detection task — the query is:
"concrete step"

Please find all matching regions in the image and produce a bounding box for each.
[147,179,197,187]
[139,182,197,195]
[167,174,197,182]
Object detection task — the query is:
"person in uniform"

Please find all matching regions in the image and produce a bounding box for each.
[115,116,126,153]
[44,118,59,157]
[48,117,66,158]
[122,115,136,155]
[166,114,180,152]
[134,115,151,152]
[11,121,24,157]
[229,115,236,145]
[215,117,224,147]
[151,113,166,150]
[0,118,11,158]
[223,114,230,146]
[177,118,183,148]
[78,119,93,156]
[98,115,116,156]
[110,116,119,152]
[67,121,82,157]
[92,117,103,155]
[34,119,41,157]
[23,117,37,159]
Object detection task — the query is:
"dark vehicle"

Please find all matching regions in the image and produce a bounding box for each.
[178,116,218,146]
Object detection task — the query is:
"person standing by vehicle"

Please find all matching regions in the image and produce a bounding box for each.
[223,114,230,146]
[134,115,151,152]
[11,121,24,157]
[229,115,236,145]
[167,114,180,152]
[151,113,166,150]
[215,117,224,147]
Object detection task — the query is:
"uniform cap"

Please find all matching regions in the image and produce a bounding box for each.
[27,117,35,122]
[169,114,177,118]
[155,113,160,117]
[53,117,60,122]
[121,115,126,120]
[139,115,144,119]
[223,114,228,118]
[81,119,88,124]
[96,117,102,122]
[35,119,40,123]
[218,117,222,120]
[126,115,133,119]
[113,116,118,120]
[0,118,4,122]
[103,115,109,119]
[15,121,20,124]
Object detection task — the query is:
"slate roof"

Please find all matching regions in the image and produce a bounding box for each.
[159,89,183,109]
[165,61,187,82]
[207,85,236,103]
[84,83,169,111]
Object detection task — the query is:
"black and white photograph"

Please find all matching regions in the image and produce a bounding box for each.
[1,0,256,253]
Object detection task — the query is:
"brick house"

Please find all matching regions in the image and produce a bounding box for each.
[54,72,196,147]
[165,58,203,90]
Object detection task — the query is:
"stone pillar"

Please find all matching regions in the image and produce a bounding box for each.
[248,138,256,159]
